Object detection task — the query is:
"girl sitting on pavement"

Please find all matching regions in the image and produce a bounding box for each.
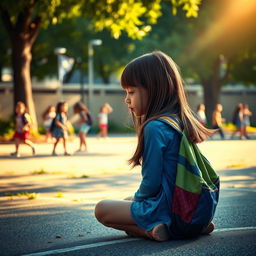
[73,102,93,152]
[11,101,35,157]
[51,101,70,156]
[95,51,219,242]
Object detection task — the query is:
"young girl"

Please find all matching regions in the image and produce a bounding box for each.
[196,104,207,126]
[42,105,56,142]
[51,101,70,156]
[212,104,225,139]
[97,103,113,138]
[243,104,252,139]
[230,103,245,139]
[11,101,35,157]
[73,102,92,152]
[94,51,218,241]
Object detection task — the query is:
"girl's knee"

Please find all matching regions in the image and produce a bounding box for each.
[94,200,106,219]
[94,200,111,225]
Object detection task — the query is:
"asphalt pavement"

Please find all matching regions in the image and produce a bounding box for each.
[0,135,255,256]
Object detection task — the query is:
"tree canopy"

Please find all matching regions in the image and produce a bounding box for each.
[0,0,203,128]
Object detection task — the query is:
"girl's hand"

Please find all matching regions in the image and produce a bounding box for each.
[124,196,134,201]
[22,124,30,131]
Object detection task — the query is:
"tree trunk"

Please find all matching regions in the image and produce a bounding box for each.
[0,63,2,82]
[0,6,41,132]
[200,56,230,126]
[11,38,38,130]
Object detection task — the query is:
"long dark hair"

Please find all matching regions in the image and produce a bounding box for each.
[73,102,89,114]
[56,101,66,114]
[121,51,213,167]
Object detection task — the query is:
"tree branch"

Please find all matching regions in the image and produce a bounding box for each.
[29,15,41,45]
[16,6,33,33]
[22,0,41,31]
[16,0,40,35]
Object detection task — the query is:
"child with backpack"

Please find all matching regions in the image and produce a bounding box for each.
[94,51,219,241]
[51,101,70,156]
[11,101,35,157]
[73,102,93,152]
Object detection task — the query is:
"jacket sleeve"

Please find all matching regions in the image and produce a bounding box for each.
[134,121,172,201]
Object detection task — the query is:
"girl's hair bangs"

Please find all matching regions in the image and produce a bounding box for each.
[121,62,141,89]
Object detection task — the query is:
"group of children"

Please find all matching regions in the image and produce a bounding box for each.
[11,101,113,157]
[196,103,252,140]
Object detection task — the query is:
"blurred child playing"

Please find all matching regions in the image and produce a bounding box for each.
[212,104,225,139]
[11,101,35,157]
[97,103,113,138]
[73,102,93,152]
[196,104,207,126]
[42,105,56,142]
[51,101,70,156]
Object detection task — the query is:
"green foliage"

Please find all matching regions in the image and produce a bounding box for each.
[4,191,38,200]
[32,169,48,175]
[0,0,62,28]
[1,0,202,40]
[108,120,135,133]
[67,174,89,179]
[38,125,46,134]
[80,0,201,40]
[0,118,14,139]
[231,49,256,85]
[56,192,63,198]
[171,0,201,17]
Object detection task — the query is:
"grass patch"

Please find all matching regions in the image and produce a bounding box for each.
[56,192,63,198]
[226,164,247,169]
[67,173,90,179]
[80,174,89,178]
[0,118,15,140]
[4,191,38,200]
[32,168,48,175]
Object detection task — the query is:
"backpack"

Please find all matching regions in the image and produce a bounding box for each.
[50,113,63,133]
[22,113,32,128]
[159,116,220,238]
[86,113,93,126]
[21,113,28,124]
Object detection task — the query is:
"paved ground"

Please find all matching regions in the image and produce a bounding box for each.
[0,135,256,256]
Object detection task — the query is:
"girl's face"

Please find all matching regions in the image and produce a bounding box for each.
[124,86,148,117]
[217,104,223,112]
[61,103,68,113]
[50,106,55,112]
[200,104,205,111]
[16,104,25,114]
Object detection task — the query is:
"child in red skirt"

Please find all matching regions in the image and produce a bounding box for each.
[11,101,35,157]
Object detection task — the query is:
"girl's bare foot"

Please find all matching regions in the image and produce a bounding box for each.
[201,222,215,235]
[147,224,170,242]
